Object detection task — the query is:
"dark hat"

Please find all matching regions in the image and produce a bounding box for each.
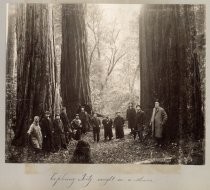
[154,98,159,103]
[45,111,50,115]
[155,99,160,103]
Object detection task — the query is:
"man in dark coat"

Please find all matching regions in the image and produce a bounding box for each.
[150,101,168,147]
[60,107,71,143]
[71,114,82,141]
[102,116,113,141]
[91,113,101,142]
[126,102,136,134]
[79,106,89,134]
[40,111,54,153]
[134,105,145,141]
[114,112,125,139]
[53,114,67,151]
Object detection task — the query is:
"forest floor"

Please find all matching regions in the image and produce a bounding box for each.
[6,128,186,164]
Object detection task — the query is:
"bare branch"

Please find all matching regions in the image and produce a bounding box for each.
[108,52,126,76]
[89,42,98,69]
[113,30,120,43]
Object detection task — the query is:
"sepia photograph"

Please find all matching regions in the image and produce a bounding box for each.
[5,3,205,165]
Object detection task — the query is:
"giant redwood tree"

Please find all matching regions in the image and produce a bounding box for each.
[13,4,58,146]
[61,4,91,120]
[139,5,205,141]
[6,5,17,126]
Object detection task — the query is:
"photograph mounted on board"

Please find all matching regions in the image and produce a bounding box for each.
[5,4,205,164]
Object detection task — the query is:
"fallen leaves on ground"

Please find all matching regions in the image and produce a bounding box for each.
[5,128,203,164]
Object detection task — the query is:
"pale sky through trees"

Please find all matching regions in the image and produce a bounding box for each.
[87,4,141,115]
[99,4,141,42]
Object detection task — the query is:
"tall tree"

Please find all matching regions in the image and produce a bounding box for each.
[6,5,17,125]
[139,5,205,141]
[13,4,58,146]
[6,5,17,77]
[61,4,91,120]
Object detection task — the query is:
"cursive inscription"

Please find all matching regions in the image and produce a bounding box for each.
[50,173,153,188]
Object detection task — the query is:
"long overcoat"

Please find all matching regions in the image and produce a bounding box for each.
[53,119,66,151]
[135,110,145,131]
[40,117,54,152]
[114,116,125,139]
[102,118,113,139]
[27,123,42,149]
[150,107,167,138]
[126,108,136,129]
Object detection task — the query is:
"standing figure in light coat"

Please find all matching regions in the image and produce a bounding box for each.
[150,101,167,147]
[27,116,42,153]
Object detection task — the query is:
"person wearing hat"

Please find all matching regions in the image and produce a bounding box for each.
[40,111,54,153]
[91,113,101,142]
[71,114,82,140]
[114,112,125,139]
[126,102,136,134]
[79,106,89,134]
[53,114,67,151]
[27,116,42,153]
[150,101,168,147]
[102,116,113,141]
[134,105,145,141]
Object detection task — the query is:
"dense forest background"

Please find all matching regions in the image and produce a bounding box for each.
[6,4,141,146]
[6,4,205,164]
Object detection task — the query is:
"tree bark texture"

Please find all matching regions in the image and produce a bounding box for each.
[14,4,58,146]
[6,5,17,125]
[61,4,91,120]
[139,5,205,141]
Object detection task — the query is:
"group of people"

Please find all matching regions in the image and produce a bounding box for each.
[27,106,92,153]
[126,101,168,146]
[26,106,110,154]
[27,100,168,155]
[27,107,72,153]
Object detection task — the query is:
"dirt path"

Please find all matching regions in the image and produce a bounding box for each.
[82,128,178,164]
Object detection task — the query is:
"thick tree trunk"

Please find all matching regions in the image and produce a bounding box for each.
[61,4,91,120]
[6,5,17,124]
[13,4,58,146]
[6,5,17,77]
[139,5,205,141]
